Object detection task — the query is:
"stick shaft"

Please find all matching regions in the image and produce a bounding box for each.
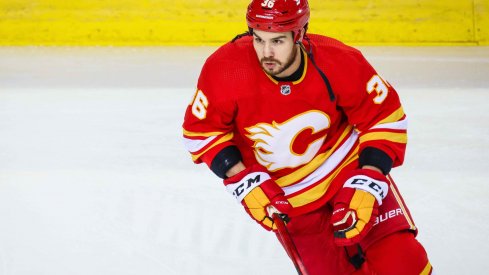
[273,213,309,275]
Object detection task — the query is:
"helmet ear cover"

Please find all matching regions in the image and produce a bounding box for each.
[293,23,308,43]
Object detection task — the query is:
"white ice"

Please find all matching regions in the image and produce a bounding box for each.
[0,45,488,275]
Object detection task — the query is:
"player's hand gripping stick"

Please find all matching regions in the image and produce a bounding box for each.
[331,169,389,246]
[223,164,292,230]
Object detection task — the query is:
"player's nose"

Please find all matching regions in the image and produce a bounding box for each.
[263,42,274,58]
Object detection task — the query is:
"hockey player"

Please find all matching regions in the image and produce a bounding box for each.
[182,0,432,274]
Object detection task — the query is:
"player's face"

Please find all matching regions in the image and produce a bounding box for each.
[252,30,300,78]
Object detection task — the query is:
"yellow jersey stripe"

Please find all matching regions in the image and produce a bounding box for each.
[377,106,405,125]
[183,128,225,137]
[288,149,359,207]
[389,176,417,231]
[190,132,234,161]
[420,261,432,275]
[360,131,407,144]
[277,125,354,186]
[282,131,358,195]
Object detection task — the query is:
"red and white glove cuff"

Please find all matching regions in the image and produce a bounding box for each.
[343,174,389,205]
[225,171,271,202]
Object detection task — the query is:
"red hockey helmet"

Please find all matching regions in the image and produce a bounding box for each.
[246,0,310,42]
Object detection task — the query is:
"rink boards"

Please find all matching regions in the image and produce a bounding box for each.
[0,0,488,45]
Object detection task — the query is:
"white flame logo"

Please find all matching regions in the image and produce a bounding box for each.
[246,111,330,171]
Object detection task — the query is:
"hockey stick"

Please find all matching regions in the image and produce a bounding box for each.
[271,212,309,275]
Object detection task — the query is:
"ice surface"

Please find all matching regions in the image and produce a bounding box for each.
[0,45,488,274]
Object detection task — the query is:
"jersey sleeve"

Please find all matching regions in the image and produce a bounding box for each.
[336,50,407,168]
[182,56,240,167]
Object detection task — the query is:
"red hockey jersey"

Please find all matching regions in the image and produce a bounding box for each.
[183,34,407,215]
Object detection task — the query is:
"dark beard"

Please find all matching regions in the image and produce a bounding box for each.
[261,47,298,77]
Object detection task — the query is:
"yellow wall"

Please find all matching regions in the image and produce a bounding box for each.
[0,0,488,46]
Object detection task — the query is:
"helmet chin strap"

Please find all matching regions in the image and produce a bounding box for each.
[298,35,336,101]
[293,24,308,44]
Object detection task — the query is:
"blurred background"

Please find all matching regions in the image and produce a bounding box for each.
[1,1,488,275]
[1,0,488,46]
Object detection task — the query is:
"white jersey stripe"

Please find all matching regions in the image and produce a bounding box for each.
[370,118,408,131]
[283,131,358,196]
[183,135,217,153]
